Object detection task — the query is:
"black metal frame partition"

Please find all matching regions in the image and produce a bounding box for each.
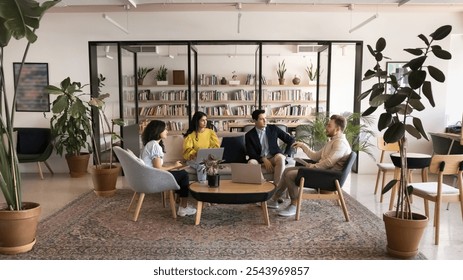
[88,39,363,169]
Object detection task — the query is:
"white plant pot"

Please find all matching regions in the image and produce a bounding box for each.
[229,80,240,86]
[157,81,168,86]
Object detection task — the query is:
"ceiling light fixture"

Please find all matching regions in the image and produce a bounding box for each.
[349,13,378,33]
[102,14,129,34]
[398,0,411,6]
[126,0,137,8]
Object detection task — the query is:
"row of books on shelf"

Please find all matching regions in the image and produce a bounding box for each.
[139,104,189,117]
[138,89,188,101]
[263,89,313,101]
[197,104,258,117]
[199,89,256,101]
[267,104,313,116]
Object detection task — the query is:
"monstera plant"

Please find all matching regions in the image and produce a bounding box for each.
[360,25,452,258]
[0,0,59,254]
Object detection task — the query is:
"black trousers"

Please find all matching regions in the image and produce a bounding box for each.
[169,170,190,197]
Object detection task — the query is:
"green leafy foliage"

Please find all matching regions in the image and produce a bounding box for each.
[0,0,59,211]
[360,25,452,218]
[276,60,286,79]
[156,65,168,81]
[46,77,92,157]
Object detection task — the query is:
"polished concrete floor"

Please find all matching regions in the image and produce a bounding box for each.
[4,170,463,260]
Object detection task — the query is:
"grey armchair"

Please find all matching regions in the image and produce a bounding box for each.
[113,146,180,221]
[294,152,357,221]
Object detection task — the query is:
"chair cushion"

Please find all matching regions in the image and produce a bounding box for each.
[412,182,459,195]
[16,128,50,154]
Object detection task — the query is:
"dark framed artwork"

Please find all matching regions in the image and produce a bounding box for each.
[13,62,50,112]
[386,61,409,94]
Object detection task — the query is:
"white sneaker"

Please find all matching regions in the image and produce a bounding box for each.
[278,204,297,217]
[177,205,197,217]
[266,199,279,209]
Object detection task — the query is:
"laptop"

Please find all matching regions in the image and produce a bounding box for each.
[195,148,225,164]
[231,163,266,184]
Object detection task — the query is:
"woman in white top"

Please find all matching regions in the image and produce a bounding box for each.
[140,120,196,217]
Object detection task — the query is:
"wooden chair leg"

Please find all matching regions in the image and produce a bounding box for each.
[295,178,305,221]
[435,199,441,245]
[380,170,387,203]
[161,192,166,208]
[133,193,145,222]
[194,201,203,225]
[169,191,177,219]
[374,169,381,194]
[128,192,138,211]
[336,180,349,222]
[37,162,44,180]
[261,201,270,226]
[44,161,54,175]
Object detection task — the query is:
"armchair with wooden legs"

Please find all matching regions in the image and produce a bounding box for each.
[294,152,357,221]
[411,154,463,245]
[113,146,180,221]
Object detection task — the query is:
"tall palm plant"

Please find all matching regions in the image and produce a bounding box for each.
[0,0,59,211]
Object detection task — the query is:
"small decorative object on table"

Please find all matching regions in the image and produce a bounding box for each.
[200,154,224,188]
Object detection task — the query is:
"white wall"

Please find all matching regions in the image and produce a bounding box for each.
[3,10,462,174]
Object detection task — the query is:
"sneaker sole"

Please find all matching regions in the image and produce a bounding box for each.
[278,211,296,217]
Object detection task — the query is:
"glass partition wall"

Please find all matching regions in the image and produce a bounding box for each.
[89,39,363,165]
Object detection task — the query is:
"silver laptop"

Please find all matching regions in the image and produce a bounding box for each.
[231,163,266,184]
[195,148,224,164]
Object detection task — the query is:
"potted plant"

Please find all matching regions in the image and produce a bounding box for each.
[156,65,168,85]
[200,154,224,188]
[305,60,322,84]
[89,74,124,197]
[276,59,287,85]
[360,25,452,258]
[46,77,93,177]
[0,0,58,255]
[229,71,240,85]
[294,112,376,159]
[137,66,154,85]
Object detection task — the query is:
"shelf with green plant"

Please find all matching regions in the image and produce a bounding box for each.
[156,65,168,85]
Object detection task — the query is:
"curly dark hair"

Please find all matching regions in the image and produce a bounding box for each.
[141,120,166,152]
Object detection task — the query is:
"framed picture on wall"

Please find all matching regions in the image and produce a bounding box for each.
[386,61,409,94]
[13,62,50,112]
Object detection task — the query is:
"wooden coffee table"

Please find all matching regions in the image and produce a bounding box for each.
[189,180,275,226]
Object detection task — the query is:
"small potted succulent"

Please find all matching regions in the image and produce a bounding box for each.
[137,67,154,85]
[306,61,322,84]
[200,154,224,187]
[156,65,168,85]
[276,60,287,85]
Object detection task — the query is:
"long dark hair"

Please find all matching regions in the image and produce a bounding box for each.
[142,120,166,152]
[183,111,207,138]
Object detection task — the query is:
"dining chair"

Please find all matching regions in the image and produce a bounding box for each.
[374,137,399,202]
[113,146,180,221]
[294,152,357,221]
[411,154,463,245]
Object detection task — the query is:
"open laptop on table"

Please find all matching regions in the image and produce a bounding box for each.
[231,163,266,184]
[195,148,224,164]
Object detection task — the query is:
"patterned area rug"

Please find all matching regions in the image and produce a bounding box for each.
[2,189,426,260]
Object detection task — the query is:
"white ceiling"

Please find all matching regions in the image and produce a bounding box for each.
[49,0,463,12]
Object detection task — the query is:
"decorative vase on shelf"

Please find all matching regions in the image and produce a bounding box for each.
[278,78,285,85]
[157,80,168,86]
[220,77,227,85]
[138,78,144,86]
[292,75,301,85]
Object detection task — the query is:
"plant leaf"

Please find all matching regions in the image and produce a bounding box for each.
[404,48,423,56]
[367,44,375,57]
[430,25,452,41]
[382,179,398,194]
[362,106,377,116]
[408,70,426,89]
[413,117,429,141]
[404,56,426,71]
[376,37,386,52]
[405,124,422,139]
[408,98,425,111]
[422,81,435,107]
[384,122,405,143]
[427,65,445,82]
[418,34,430,46]
[432,48,452,60]
[378,113,392,131]
[385,93,407,108]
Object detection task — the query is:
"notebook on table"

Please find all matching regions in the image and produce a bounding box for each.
[231,163,266,184]
[195,148,225,164]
